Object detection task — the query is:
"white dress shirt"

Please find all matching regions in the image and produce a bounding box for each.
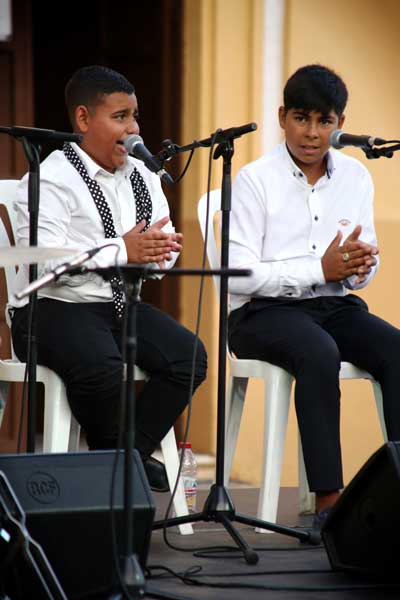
[10,142,178,307]
[229,143,378,311]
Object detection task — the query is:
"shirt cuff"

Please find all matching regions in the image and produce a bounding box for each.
[313,259,326,285]
[92,237,128,267]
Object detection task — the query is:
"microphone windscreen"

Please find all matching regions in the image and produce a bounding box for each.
[329,130,343,149]
[123,134,143,154]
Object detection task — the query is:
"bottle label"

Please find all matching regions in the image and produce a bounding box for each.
[183,476,197,494]
[182,476,197,513]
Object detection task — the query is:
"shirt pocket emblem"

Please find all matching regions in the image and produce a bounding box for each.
[338,219,350,227]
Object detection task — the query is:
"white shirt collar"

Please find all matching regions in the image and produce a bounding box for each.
[70,142,133,179]
[283,142,336,182]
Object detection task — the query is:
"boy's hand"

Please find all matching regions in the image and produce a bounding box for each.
[321,225,378,283]
[122,216,183,264]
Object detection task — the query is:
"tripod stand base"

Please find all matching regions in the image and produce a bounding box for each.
[153,483,317,565]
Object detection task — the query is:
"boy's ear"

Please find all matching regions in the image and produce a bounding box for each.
[74,105,90,133]
[278,106,286,129]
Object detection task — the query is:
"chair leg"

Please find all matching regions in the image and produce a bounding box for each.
[68,415,82,452]
[371,380,387,441]
[41,369,72,453]
[224,376,248,486]
[160,428,193,535]
[256,366,293,532]
[298,435,315,514]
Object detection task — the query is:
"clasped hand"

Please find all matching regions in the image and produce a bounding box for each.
[322,225,378,284]
[122,216,183,265]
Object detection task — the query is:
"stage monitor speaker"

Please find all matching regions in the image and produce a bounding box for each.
[322,442,400,577]
[0,450,155,598]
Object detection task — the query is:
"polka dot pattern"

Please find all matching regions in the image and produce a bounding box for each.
[131,168,152,231]
[63,143,152,318]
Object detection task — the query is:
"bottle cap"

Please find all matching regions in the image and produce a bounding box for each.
[178,441,192,449]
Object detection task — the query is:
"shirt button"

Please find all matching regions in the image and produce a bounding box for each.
[312,244,316,250]
[299,173,303,177]
[314,216,319,221]
[311,188,315,193]
[312,285,316,292]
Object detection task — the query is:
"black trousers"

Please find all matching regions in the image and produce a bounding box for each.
[228,295,400,492]
[12,299,207,455]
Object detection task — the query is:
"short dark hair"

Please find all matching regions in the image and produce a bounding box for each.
[65,65,135,125]
[283,65,348,116]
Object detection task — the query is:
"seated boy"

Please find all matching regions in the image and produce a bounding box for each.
[10,65,207,491]
[228,64,400,528]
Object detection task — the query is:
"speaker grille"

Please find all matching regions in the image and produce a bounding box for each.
[0,450,155,598]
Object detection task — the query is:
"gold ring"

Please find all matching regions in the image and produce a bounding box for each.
[342,252,350,263]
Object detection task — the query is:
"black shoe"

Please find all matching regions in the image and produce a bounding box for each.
[142,456,170,493]
[310,506,332,543]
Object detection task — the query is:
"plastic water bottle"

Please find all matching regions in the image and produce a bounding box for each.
[178,441,197,513]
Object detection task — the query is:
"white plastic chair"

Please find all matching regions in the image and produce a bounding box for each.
[0,179,193,535]
[0,180,78,452]
[198,189,387,529]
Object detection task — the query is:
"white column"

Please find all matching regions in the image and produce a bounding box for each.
[262,0,285,153]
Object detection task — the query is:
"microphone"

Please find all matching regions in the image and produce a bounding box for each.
[330,129,387,149]
[0,126,83,144]
[15,247,101,300]
[123,135,174,185]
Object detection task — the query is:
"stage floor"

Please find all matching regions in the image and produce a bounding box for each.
[145,487,399,600]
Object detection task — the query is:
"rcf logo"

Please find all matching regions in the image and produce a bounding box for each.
[27,471,60,504]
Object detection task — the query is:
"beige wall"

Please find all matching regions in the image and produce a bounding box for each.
[179,0,263,454]
[181,0,400,487]
[281,0,400,486]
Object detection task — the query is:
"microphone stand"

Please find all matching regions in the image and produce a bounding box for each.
[361,141,400,160]
[17,265,250,600]
[0,125,82,453]
[150,126,319,563]
[104,266,251,600]
[109,270,145,600]
[21,136,40,453]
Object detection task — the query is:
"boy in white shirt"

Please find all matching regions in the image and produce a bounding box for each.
[11,65,207,491]
[229,64,400,528]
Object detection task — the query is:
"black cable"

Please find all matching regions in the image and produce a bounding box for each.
[16,365,28,454]
[158,129,311,559]
[170,148,195,184]
[16,297,34,453]
[59,240,137,600]
[160,130,223,555]
[156,567,336,579]
[149,564,333,579]
[164,580,400,593]
[192,541,323,559]
[147,564,400,593]
[16,240,119,454]
[109,245,136,600]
